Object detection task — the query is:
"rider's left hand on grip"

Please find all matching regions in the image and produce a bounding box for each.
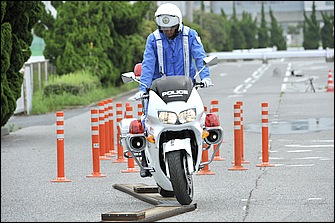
[201,78,213,88]
[135,91,145,100]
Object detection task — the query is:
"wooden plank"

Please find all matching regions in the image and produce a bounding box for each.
[101,211,145,221]
[101,204,197,222]
[133,185,158,193]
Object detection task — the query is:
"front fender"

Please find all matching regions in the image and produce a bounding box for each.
[163,138,195,173]
[163,138,191,154]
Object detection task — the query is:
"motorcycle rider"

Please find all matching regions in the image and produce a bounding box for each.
[135,3,213,177]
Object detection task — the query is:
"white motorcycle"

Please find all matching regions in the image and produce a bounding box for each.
[120,55,223,205]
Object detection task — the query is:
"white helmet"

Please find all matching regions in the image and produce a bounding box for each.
[154,3,182,32]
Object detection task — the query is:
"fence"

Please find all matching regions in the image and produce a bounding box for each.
[15,56,55,115]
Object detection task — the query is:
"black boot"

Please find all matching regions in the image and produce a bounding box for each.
[140,151,151,178]
[140,168,151,178]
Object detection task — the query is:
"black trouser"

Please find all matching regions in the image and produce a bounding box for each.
[141,151,147,167]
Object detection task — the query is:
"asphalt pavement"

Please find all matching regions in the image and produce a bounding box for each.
[1,59,334,222]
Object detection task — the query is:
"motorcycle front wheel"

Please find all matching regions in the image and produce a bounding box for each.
[166,150,194,205]
[157,184,175,197]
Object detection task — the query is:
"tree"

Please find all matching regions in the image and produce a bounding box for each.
[192,10,228,52]
[303,1,320,49]
[269,8,287,50]
[257,1,269,48]
[219,8,233,51]
[34,1,150,87]
[240,12,258,49]
[320,12,334,49]
[230,1,246,50]
[1,1,43,127]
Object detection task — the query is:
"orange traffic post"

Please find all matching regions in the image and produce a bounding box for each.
[51,111,71,182]
[87,109,107,178]
[137,103,143,119]
[197,106,215,175]
[256,102,275,167]
[228,103,248,171]
[108,99,117,155]
[113,102,126,163]
[121,103,140,173]
[103,100,112,158]
[124,102,132,118]
[326,69,334,92]
[235,101,249,164]
[197,144,215,175]
[210,100,225,161]
[121,151,140,173]
[98,101,109,160]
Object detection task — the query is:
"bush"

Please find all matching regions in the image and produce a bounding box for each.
[31,69,138,115]
[44,83,84,96]
[43,70,101,97]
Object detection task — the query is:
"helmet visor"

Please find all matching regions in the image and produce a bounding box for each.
[155,15,179,30]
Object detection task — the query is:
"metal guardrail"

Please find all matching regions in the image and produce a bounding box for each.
[208,48,334,62]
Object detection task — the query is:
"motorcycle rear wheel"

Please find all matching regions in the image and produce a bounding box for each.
[166,150,194,205]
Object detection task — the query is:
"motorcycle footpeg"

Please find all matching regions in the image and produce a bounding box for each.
[140,168,152,178]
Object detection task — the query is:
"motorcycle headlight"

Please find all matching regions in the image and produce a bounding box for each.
[158,108,196,124]
[158,111,178,124]
[178,108,196,124]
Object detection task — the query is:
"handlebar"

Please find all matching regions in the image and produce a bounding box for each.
[195,82,204,88]
[134,92,149,101]
[195,82,214,89]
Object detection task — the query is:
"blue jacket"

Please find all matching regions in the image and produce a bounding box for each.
[139,25,210,92]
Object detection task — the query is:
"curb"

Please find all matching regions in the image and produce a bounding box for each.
[1,127,10,137]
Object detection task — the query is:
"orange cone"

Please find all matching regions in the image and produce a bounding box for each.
[326,70,334,92]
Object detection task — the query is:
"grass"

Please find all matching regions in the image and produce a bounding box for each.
[9,123,15,132]
[31,70,138,115]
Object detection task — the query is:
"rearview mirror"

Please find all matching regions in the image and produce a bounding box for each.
[121,72,135,83]
[203,55,218,66]
[194,55,219,79]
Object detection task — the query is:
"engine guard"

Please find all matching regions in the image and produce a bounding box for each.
[200,140,224,167]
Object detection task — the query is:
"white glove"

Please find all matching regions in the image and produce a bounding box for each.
[201,78,213,88]
[135,91,145,100]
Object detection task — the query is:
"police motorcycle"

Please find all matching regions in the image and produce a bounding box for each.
[120,55,223,205]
